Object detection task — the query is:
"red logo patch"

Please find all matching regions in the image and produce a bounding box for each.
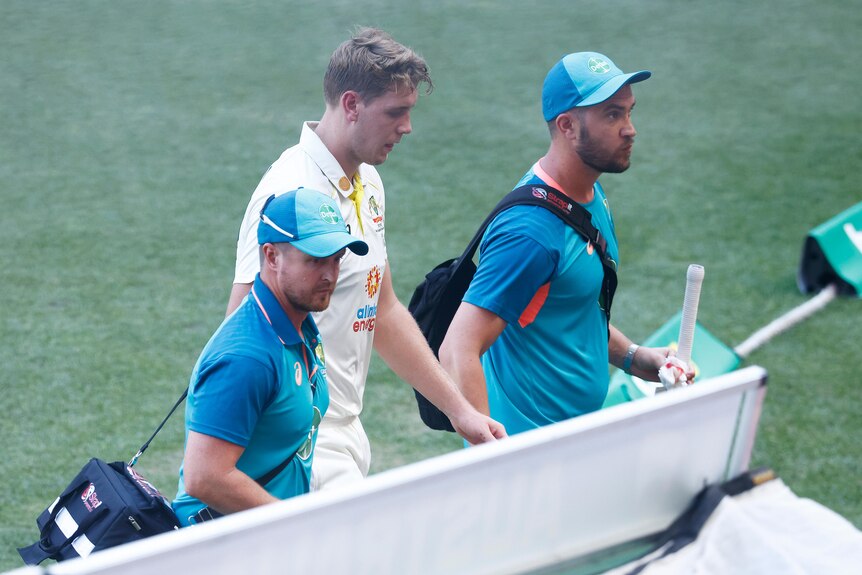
[81,483,102,512]
[365,266,381,298]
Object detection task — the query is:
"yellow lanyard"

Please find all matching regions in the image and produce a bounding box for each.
[348,174,365,236]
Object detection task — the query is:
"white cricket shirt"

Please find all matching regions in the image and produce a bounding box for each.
[234,122,388,420]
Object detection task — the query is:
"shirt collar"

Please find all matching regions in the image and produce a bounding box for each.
[300,121,357,200]
[533,159,597,206]
[251,274,319,346]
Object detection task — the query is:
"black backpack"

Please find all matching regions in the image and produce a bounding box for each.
[407,184,618,431]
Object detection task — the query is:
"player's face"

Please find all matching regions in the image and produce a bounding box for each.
[575,85,638,174]
[352,84,417,165]
[273,245,344,314]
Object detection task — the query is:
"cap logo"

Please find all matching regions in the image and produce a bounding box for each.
[588,57,611,74]
[319,204,340,224]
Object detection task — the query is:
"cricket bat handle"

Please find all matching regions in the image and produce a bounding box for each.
[676,264,705,364]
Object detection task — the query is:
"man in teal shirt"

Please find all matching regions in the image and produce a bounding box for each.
[440,52,693,435]
[174,189,367,525]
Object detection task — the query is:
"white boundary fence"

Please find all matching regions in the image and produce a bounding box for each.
[10,366,767,575]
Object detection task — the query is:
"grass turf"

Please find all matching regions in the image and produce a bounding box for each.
[1,0,860,570]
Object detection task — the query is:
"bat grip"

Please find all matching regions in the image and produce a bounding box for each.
[676,264,704,363]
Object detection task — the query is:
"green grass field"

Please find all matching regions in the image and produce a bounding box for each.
[2,0,860,570]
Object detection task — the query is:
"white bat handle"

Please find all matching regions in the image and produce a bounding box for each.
[676,264,705,364]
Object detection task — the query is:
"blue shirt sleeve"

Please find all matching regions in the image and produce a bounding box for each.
[463,207,561,325]
[187,353,276,447]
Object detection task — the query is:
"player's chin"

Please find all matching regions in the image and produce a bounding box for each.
[373,145,394,164]
[371,153,389,165]
[606,156,632,174]
[309,292,334,312]
[620,148,634,168]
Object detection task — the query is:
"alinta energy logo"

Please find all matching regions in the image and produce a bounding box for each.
[353,266,382,333]
[588,57,611,74]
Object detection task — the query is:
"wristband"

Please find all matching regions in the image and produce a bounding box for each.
[623,343,639,374]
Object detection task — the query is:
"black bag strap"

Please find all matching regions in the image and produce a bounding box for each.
[455,183,617,319]
[130,386,295,487]
[254,451,297,487]
[44,506,110,557]
[185,420,300,524]
[129,389,188,467]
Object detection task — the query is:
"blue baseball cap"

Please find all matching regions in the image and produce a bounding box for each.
[542,52,651,121]
[258,189,369,257]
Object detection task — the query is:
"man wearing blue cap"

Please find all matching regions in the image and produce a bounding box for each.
[173,189,368,525]
[441,52,693,435]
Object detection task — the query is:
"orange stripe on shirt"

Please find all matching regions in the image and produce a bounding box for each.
[251,286,286,346]
[519,283,550,328]
[303,345,319,380]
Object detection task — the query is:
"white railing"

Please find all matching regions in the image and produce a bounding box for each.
[12,366,767,575]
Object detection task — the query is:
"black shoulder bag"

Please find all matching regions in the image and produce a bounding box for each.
[17,391,189,565]
[407,184,618,431]
[18,386,300,565]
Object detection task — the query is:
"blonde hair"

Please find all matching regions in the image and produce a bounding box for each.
[323,27,433,106]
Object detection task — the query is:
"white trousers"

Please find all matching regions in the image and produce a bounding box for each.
[310,415,371,492]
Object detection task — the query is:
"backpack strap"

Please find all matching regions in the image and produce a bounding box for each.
[457,183,618,320]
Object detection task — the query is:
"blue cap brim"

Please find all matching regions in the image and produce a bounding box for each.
[577,70,652,107]
[290,231,369,257]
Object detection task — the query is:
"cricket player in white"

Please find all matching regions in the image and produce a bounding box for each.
[228,28,505,490]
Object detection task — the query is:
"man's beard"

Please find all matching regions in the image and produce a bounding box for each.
[285,286,332,314]
[576,125,632,174]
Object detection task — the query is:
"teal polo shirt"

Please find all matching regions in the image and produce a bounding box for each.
[173,273,329,525]
[463,170,618,435]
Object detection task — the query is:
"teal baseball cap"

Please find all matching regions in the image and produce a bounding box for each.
[258,188,369,257]
[542,52,651,121]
